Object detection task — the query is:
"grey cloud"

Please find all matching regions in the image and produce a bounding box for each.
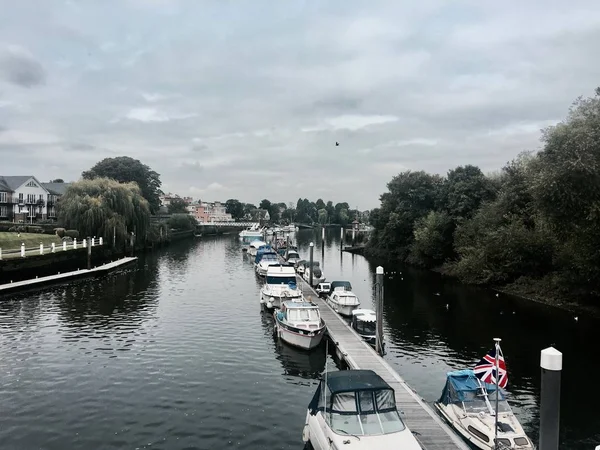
[0,46,45,87]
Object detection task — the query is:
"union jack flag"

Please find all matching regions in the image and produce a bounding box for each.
[474,345,508,389]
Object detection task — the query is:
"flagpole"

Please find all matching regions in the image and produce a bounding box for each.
[493,337,501,450]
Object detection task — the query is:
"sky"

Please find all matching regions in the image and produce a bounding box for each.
[1,1,600,209]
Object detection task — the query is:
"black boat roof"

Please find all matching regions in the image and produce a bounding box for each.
[325,370,391,394]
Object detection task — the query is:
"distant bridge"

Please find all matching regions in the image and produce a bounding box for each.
[196,221,259,228]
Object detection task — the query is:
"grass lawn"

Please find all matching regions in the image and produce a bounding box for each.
[0,232,62,251]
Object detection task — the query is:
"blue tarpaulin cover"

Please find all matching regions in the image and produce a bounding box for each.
[438,369,505,405]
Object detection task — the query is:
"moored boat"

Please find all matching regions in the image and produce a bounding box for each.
[302,370,422,450]
[260,264,303,309]
[255,248,279,277]
[248,240,268,257]
[239,225,264,251]
[285,249,301,265]
[302,261,325,286]
[351,309,379,348]
[274,300,325,350]
[327,289,360,316]
[434,369,534,450]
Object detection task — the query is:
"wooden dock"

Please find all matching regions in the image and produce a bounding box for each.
[0,257,138,296]
[297,277,470,450]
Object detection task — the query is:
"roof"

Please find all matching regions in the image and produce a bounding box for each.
[331,280,352,289]
[0,176,34,191]
[41,182,70,195]
[282,301,317,309]
[326,370,391,394]
[352,309,376,321]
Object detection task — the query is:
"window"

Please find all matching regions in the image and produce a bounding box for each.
[18,193,23,203]
[39,194,43,201]
[26,180,38,187]
[468,425,489,442]
[288,308,319,322]
[0,206,6,217]
[0,192,7,203]
[27,194,35,203]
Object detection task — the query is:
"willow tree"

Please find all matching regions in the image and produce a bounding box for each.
[57,177,150,245]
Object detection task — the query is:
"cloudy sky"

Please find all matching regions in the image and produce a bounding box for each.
[1,0,599,209]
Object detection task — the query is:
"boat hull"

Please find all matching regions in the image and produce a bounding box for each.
[274,317,325,350]
[327,300,359,317]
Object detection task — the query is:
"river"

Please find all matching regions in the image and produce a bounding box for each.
[0,229,598,449]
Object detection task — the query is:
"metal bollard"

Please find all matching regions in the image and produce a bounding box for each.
[539,347,562,450]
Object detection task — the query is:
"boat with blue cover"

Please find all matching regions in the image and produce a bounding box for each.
[260,264,303,309]
[434,369,533,450]
[274,300,325,350]
[254,246,279,276]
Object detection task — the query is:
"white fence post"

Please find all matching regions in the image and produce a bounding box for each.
[63,241,67,251]
[21,243,25,257]
[99,237,103,246]
[0,248,2,260]
[73,239,77,249]
[83,238,87,248]
[40,243,44,255]
[91,237,95,247]
[51,243,55,253]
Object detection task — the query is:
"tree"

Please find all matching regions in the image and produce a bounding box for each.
[57,177,150,245]
[168,213,196,231]
[318,208,328,225]
[50,178,64,183]
[259,199,271,211]
[442,165,496,219]
[409,211,455,267]
[225,199,245,220]
[168,198,188,214]
[82,156,163,214]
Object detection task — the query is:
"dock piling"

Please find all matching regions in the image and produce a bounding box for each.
[375,266,385,356]
[309,242,314,287]
[539,347,562,450]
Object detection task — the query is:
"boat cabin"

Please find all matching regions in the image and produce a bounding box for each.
[315,282,331,297]
[308,370,406,436]
[266,265,298,286]
[278,301,322,326]
[438,369,509,416]
[351,309,376,338]
[329,280,352,293]
[255,247,278,264]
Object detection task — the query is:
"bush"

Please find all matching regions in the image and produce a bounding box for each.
[54,228,66,238]
[168,214,196,231]
[25,226,44,233]
[65,229,79,239]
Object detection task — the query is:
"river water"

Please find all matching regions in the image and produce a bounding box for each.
[0,230,598,449]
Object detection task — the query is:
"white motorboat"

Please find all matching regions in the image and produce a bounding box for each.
[327,290,360,317]
[260,265,303,309]
[295,260,308,275]
[351,309,380,348]
[255,250,280,277]
[285,249,301,265]
[248,240,267,257]
[239,225,264,251]
[434,370,534,450]
[302,370,422,450]
[274,300,325,350]
[315,282,331,298]
[303,262,325,287]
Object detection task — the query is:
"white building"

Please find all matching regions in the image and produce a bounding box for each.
[0,176,70,223]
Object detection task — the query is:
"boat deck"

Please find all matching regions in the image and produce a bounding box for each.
[298,277,470,450]
[0,257,138,295]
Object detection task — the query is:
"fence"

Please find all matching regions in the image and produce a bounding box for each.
[0,237,103,260]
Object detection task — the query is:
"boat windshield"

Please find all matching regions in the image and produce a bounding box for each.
[462,389,512,414]
[261,254,278,262]
[266,276,297,285]
[328,389,405,436]
[355,320,376,336]
[288,308,320,322]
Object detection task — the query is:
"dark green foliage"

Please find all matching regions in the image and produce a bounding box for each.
[168,214,196,231]
[167,198,188,214]
[65,229,79,239]
[82,156,162,214]
[54,228,66,238]
[225,199,245,220]
[368,87,600,304]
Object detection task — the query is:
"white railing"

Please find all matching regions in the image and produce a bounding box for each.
[196,221,259,227]
[0,236,103,260]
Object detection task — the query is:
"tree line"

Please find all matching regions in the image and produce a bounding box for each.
[367,88,600,305]
[224,198,360,225]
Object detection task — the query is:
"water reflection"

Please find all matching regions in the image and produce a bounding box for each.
[274,339,326,383]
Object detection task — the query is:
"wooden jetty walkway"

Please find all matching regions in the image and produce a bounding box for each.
[0,257,138,296]
[297,277,470,450]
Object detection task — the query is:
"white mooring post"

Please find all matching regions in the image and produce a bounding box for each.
[309,242,314,287]
[21,243,25,257]
[63,241,67,251]
[40,243,44,255]
[375,266,385,356]
[51,243,55,253]
[539,347,562,450]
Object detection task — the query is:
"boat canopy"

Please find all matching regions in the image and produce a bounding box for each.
[330,280,352,292]
[353,309,376,322]
[308,370,406,436]
[254,247,276,263]
[438,369,505,406]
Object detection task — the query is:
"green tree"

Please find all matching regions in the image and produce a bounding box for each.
[317,208,328,225]
[168,198,188,214]
[50,178,64,183]
[442,165,496,219]
[168,213,197,231]
[57,177,150,245]
[82,156,163,214]
[409,211,455,267]
[225,199,245,220]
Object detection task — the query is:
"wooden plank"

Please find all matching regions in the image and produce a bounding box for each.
[297,276,470,450]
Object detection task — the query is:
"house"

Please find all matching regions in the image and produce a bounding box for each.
[193,201,234,223]
[159,193,180,207]
[0,176,70,223]
[248,208,270,225]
